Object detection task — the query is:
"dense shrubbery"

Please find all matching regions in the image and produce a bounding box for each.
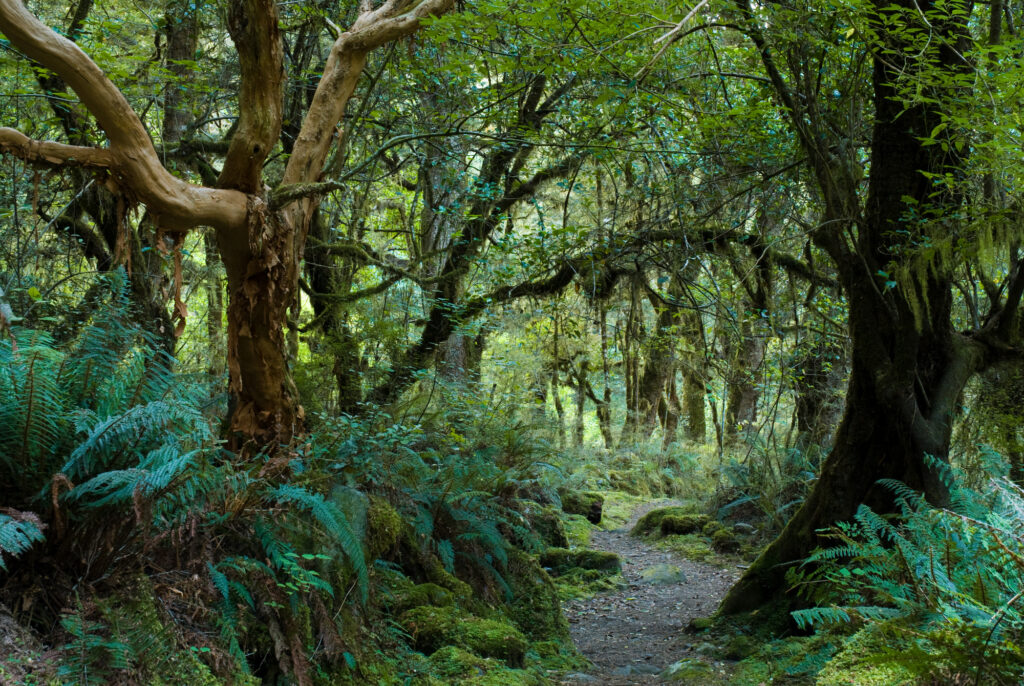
[0,279,582,685]
[787,458,1024,684]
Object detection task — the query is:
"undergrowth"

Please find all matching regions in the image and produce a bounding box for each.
[787,454,1024,684]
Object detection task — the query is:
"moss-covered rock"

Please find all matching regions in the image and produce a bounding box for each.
[559,491,604,524]
[400,606,529,667]
[724,634,759,660]
[421,554,474,601]
[366,495,404,560]
[630,506,695,537]
[687,616,715,632]
[661,658,721,683]
[426,646,541,686]
[390,582,454,613]
[563,514,592,548]
[710,528,740,553]
[657,534,714,561]
[505,549,571,643]
[659,514,711,536]
[538,548,622,576]
[701,520,725,536]
[521,503,570,549]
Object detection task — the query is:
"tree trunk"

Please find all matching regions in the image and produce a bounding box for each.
[661,374,682,449]
[725,318,766,440]
[721,0,977,613]
[793,340,846,452]
[573,359,588,447]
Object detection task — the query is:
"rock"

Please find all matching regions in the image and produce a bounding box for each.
[559,491,604,524]
[427,645,541,685]
[505,549,571,642]
[611,664,662,676]
[711,528,741,553]
[400,606,529,667]
[724,634,758,660]
[521,503,569,548]
[564,672,599,682]
[538,548,622,576]
[661,658,717,682]
[638,563,688,585]
[687,616,715,632]
[630,506,698,537]
[659,514,711,536]
[389,582,454,613]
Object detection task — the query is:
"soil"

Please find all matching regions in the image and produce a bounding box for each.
[560,501,739,685]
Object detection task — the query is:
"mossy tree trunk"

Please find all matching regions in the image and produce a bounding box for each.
[721,0,1010,613]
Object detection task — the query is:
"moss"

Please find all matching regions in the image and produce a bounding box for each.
[661,658,722,683]
[558,491,604,524]
[816,625,918,686]
[631,506,698,537]
[366,496,404,560]
[421,554,474,602]
[521,503,569,549]
[400,606,529,667]
[729,634,838,686]
[599,491,654,530]
[426,646,542,686]
[537,548,621,576]
[562,514,592,548]
[656,534,714,561]
[724,634,758,660]
[659,514,711,536]
[711,528,740,553]
[688,616,714,631]
[505,549,571,643]
[701,520,725,536]
[390,583,454,613]
[551,567,624,601]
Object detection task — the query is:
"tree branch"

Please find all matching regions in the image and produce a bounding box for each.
[0,0,248,233]
[0,127,113,168]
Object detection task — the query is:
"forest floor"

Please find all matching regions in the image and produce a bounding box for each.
[560,500,739,685]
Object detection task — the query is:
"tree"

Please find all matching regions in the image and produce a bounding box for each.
[0,0,453,453]
[721,0,1024,612]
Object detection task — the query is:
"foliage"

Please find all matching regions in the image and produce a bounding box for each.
[790,475,1024,684]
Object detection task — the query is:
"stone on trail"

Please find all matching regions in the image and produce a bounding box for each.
[638,563,688,585]
[661,658,717,682]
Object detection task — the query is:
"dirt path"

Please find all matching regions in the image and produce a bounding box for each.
[560,501,739,685]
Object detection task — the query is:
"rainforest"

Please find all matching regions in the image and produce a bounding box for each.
[1,0,1024,684]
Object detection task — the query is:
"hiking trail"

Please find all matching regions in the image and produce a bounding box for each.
[560,501,739,685]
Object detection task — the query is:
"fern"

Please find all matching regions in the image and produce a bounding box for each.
[270,483,368,602]
[0,510,45,569]
[793,474,1024,682]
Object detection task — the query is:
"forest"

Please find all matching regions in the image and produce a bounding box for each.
[1,0,1023,683]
